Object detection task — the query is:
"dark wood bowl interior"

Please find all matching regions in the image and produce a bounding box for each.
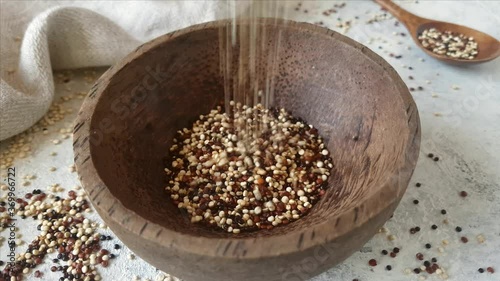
[75,19,420,281]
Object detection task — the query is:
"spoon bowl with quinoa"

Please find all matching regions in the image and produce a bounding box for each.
[375,0,500,65]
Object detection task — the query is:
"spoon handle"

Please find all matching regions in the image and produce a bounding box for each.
[373,0,424,33]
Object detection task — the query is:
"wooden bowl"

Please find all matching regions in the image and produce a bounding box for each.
[74,19,420,281]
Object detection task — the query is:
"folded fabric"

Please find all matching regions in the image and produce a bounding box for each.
[0,1,235,141]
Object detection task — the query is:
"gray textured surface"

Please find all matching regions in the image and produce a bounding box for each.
[1,1,499,281]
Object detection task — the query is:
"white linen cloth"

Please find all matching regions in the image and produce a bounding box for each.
[0,1,238,141]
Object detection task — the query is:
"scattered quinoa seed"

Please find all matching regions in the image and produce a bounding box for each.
[477,234,485,243]
[0,188,108,281]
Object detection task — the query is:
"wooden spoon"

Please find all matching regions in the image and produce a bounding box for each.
[374,0,500,65]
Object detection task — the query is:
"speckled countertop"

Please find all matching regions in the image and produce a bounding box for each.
[1,1,499,281]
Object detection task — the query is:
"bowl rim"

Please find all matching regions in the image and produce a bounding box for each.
[73,18,420,259]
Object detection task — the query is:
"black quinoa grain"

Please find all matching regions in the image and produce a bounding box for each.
[427,153,434,158]
[386,265,392,271]
[433,156,439,161]
[414,268,421,274]
[393,247,400,253]
[415,226,421,232]
[413,199,419,204]
[456,226,462,232]
[425,243,432,249]
[415,183,421,187]
[431,225,438,230]
[431,258,437,262]
[424,261,431,267]
[478,268,485,273]
[441,209,447,215]
[382,250,388,255]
